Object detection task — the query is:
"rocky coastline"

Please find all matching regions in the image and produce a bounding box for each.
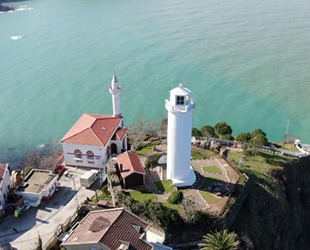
[0,4,14,12]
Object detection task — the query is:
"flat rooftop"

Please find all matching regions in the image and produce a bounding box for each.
[16,170,57,194]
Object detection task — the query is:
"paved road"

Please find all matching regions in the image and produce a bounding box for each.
[0,167,95,250]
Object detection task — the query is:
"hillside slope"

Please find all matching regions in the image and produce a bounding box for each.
[233,157,310,249]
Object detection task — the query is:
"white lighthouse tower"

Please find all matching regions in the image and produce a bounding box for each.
[165,84,196,187]
[109,72,122,117]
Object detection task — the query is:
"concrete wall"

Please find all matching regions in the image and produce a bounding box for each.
[0,167,11,208]
[15,177,57,207]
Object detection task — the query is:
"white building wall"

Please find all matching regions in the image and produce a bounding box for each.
[62,143,107,169]
[0,166,11,208]
[109,140,124,155]
[15,177,57,207]
[166,110,194,180]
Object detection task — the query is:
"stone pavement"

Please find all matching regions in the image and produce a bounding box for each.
[0,167,95,250]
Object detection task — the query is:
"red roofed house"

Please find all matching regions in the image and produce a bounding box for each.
[0,164,12,216]
[62,208,172,250]
[117,152,146,188]
[60,73,128,171]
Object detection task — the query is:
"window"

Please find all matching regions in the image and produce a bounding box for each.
[74,149,82,159]
[86,150,94,160]
[176,96,185,105]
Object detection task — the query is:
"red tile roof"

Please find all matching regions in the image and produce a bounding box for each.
[64,208,153,250]
[117,152,146,178]
[112,127,128,140]
[0,164,8,185]
[100,209,152,250]
[60,114,122,146]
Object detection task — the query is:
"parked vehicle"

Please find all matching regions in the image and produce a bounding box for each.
[80,170,98,188]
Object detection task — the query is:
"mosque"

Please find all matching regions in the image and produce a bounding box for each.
[60,74,196,187]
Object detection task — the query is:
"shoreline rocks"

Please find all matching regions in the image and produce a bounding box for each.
[0,4,15,12]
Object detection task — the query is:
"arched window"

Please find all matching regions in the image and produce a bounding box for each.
[86,150,94,160]
[74,149,82,159]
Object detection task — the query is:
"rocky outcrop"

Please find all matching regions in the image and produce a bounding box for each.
[0,4,14,12]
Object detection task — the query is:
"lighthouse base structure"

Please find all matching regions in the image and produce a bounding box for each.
[171,167,196,187]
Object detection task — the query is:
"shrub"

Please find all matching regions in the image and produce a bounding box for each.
[168,190,184,204]
[145,153,163,169]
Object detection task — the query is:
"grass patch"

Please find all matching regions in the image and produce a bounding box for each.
[199,190,219,204]
[276,142,301,153]
[228,150,292,180]
[135,146,153,155]
[129,190,157,203]
[203,165,222,174]
[154,180,176,193]
[162,202,180,211]
[191,150,207,160]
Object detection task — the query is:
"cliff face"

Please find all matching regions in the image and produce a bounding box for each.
[233,157,310,250]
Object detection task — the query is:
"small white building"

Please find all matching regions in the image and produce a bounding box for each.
[60,73,127,171]
[0,164,12,214]
[165,84,196,187]
[14,169,58,207]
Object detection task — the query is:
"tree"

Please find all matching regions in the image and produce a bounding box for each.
[250,133,268,147]
[160,117,168,138]
[221,134,234,141]
[251,128,267,138]
[235,132,251,143]
[128,117,160,150]
[198,229,240,250]
[192,127,202,138]
[201,125,216,137]
[214,122,232,137]
[25,139,62,174]
[200,125,216,144]
[36,232,43,250]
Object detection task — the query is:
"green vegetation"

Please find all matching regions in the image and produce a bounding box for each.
[198,229,240,250]
[154,180,176,193]
[235,132,252,143]
[144,153,163,169]
[201,125,216,137]
[192,150,207,160]
[129,190,157,203]
[227,150,292,179]
[118,192,182,232]
[167,190,184,204]
[277,142,301,153]
[214,122,233,137]
[135,145,153,155]
[203,165,222,174]
[162,202,180,211]
[91,185,111,203]
[192,127,202,138]
[199,190,219,204]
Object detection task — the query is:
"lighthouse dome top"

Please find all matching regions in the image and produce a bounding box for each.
[165,83,195,113]
[170,83,191,97]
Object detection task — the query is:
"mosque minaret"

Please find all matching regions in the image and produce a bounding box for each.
[109,72,122,117]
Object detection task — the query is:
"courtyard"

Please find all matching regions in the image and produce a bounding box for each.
[132,144,241,215]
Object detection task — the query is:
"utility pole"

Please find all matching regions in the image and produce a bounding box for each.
[282,120,290,149]
[72,176,79,208]
[250,137,256,168]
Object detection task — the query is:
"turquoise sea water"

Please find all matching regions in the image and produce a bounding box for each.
[1,0,310,163]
